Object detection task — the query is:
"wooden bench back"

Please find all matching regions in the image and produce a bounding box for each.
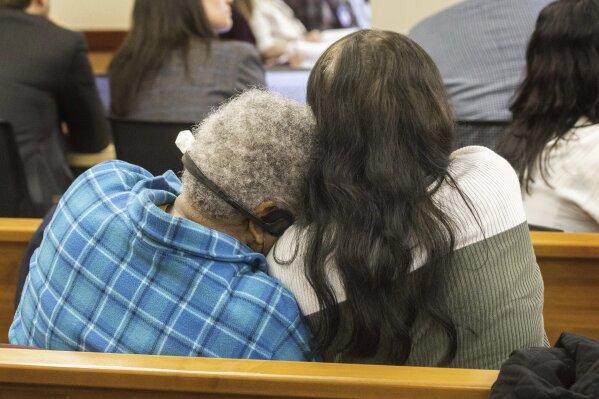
[1,219,598,343]
[0,348,498,399]
[0,218,40,344]
[531,231,599,343]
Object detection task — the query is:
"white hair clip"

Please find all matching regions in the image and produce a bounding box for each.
[175,130,195,154]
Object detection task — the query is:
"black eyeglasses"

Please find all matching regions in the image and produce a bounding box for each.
[181,153,294,237]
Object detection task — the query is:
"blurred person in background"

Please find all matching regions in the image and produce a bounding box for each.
[496,0,599,232]
[109,0,265,122]
[219,0,256,44]
[410,0,551,149]
[0,0,111,215]
[247,0,358,67]
[283,0,368,30]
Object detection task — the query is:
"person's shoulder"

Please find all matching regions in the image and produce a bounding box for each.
[236,263,304,316]
[409,0,472,37]
[212,40,261,61]
[572,121,599,142]
[85,160,152,177]
[559,122,599,167]
[66,161,154,196]
[448,146,521,199]
[29,14,82,45]
[451,145,516,179]
[444,146,527,240]
[0,10,80,42]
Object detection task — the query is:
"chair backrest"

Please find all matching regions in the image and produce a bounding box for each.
[109,118,194,176]
[0,217,41,342]
[0,348,498,399]
[0,121,34,217]
[454,120,509,149]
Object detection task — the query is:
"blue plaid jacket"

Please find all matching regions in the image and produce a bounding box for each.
[10,161,313,360]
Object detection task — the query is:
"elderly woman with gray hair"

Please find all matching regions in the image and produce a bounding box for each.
[10,90,316,361]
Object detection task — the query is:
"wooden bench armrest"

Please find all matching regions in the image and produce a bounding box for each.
[0,349,498,398]
[530,232,599,258]
[0,219,41,242]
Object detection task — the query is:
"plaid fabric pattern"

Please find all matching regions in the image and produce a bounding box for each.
[10,161,313,360]
[409,0,551,122]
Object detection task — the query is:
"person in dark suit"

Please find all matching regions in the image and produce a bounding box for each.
[0,0,111,215]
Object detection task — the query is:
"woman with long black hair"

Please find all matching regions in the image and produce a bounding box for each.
[268,30,547,369]
[496,0,599,232]
[109,0,265,122]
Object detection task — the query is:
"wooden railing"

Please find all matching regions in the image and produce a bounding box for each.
[1,220,598,344]
[0,348,498,399]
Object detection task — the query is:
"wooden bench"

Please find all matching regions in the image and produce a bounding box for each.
[531,231,599,343]
[0,348,498,399]
[0,218,40,344]
[1,219,598,344]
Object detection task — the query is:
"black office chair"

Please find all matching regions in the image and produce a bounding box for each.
[109,118,194,176]
[0,120,35,217]
[455,120,509,150]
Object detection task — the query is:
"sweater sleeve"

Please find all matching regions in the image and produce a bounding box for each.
[235,44,266,91]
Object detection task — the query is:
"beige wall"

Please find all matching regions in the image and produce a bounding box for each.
[371,0,462,33]
[50,0,462,32]
[50,0,134,30]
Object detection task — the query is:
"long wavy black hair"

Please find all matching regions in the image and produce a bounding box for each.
[496,0,599,191]
[108,0,215,117]
[301,30,462,365]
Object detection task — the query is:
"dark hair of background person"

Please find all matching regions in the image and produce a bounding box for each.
[0,0,31,9]
[299,30,464,365]
[496,0,599,192]
[108,0,216,117]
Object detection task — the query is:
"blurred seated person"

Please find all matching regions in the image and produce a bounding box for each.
[0,0,111,215]
[409,0,550,149]
[496,0,599,232]
[219,0,256,45]
[109,0,265,122]
[248,0,357,67]
[283,0,370,30]
[10,90,316,360]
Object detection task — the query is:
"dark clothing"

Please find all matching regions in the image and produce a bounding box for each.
[283,0,357,30]
[454,121,508,150]
[490,333,599,399]
[220,7,256,45]
[14,204,56,308]
[0,9,111,214]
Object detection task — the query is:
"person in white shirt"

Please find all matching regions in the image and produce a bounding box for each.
[496,0,599,232]
[247,0,356,67]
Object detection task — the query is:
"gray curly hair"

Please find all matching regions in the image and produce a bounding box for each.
[182,89,315,220]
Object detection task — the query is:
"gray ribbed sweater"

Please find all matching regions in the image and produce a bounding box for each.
[267,146,548,369]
